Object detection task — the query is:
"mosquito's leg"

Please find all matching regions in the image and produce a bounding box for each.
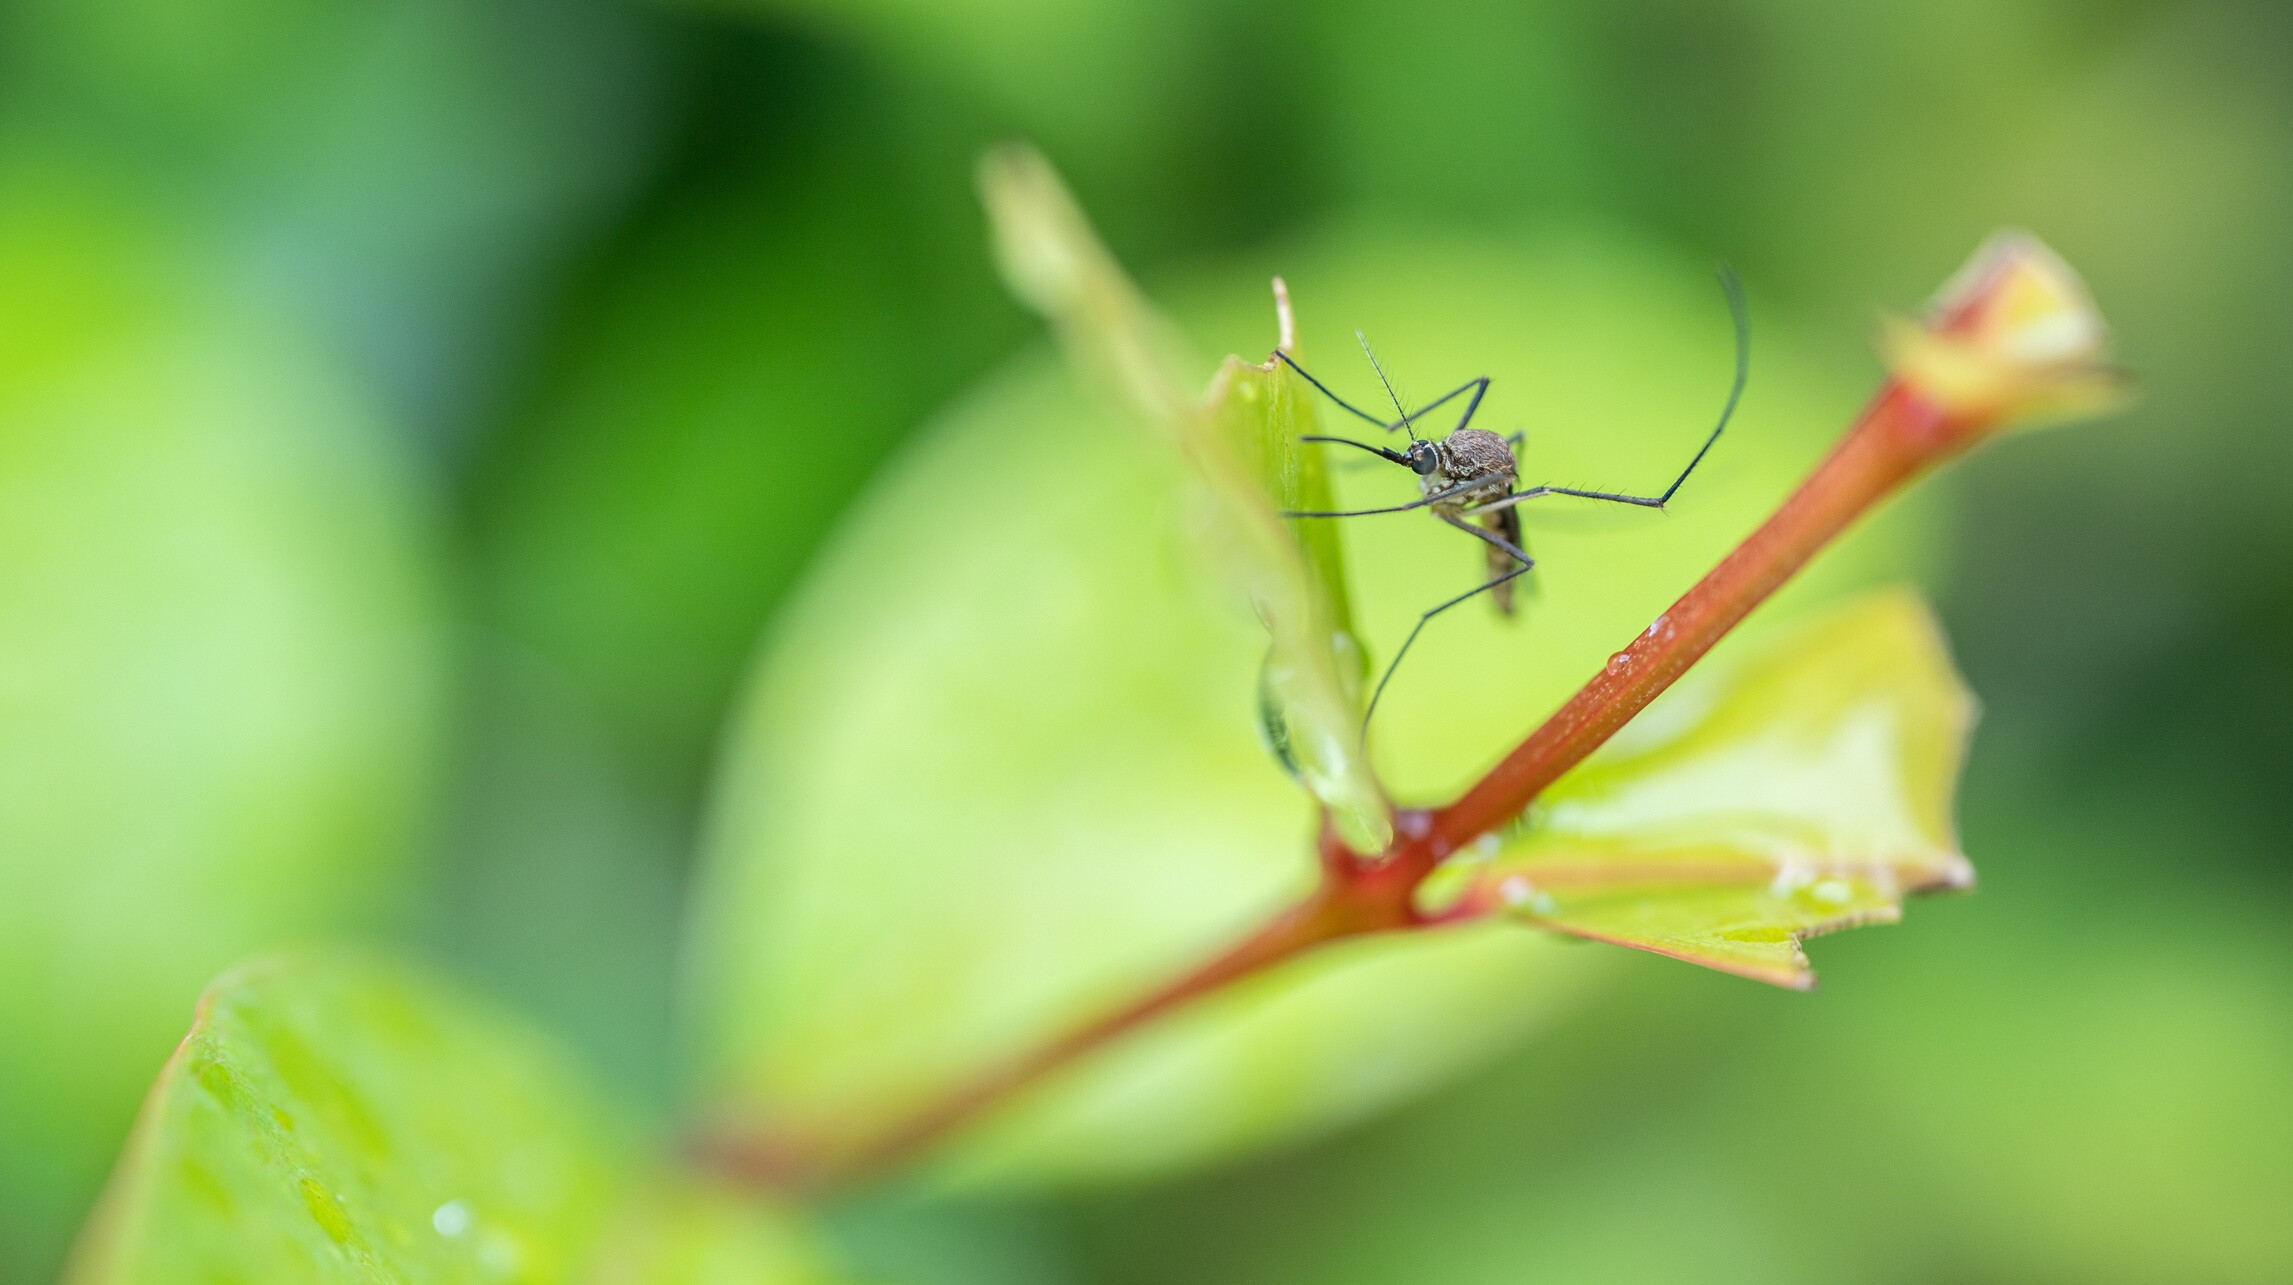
[1413,376,1490,437]
[1274,351,1491,437]
[1488,265,1752,511]
[1358,504,1536,728]
[1364,563,1536,731]
[1438,506,1536,615]
[1464,485,1663,516]
[1437,509,1533,568]
[1286,477,1486,519]
[1271,351,1392,429]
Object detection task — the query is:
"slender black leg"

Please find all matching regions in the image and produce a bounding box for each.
[1285,476,1487,519]
[1462,484,1656,517]
[1274,351,1491,437]
[1358,507,1539,729]
[1447,504,1533,615]
[1437,509,1533,568]
[1499,264,1751,511]
[1271,350,1387,428]
[1429,376,1491,438]
[1364,563,1535,731]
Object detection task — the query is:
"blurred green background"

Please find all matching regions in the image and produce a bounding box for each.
[2,0,2289,1281]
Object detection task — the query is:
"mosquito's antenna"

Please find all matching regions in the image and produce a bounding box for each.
[1300,434,1412,466]
[1653,264,1751,505]
[1356,330,1422,444]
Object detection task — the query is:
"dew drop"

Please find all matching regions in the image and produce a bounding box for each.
[1607,651,1632,673]
[432,1199,471,1237]
[1768,858,1815,897]
[1254,658,1300,780]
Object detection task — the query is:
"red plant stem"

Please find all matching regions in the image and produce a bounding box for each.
[697,919,1321,1191]
[743,829,1433,1188]
[700,377,1988,1193]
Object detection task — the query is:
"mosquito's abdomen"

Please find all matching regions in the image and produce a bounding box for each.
[1483,504,1523,615]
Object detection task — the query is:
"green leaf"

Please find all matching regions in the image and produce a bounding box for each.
[448,99,1020,1094]
[583,1178,848,1285]
[66,952,622,1284]
[1469,589,1975,988]
[12,0,651,431]
[930,922,1604,1185]
[981,143,1384,851]
[0,163,444,1275]
[474,109,1015,780]
[683,209,1934,1184]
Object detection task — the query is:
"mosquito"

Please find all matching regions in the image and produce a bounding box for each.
[1277,267,1749,728]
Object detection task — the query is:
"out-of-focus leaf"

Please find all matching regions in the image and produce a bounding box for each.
[473,90,1011,786]
[706,0,1192,237]
[0,167,443,1276]
[1469,590,1973,988]
[583,1177,846,1285]
[3,0,659,439]
[981,145,1382,850]
[448,69,1018,1099]
[66,952,619,1285]
[931,923,1600,1187]
[684,214,1931,1185]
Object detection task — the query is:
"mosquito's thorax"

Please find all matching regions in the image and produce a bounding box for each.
[1423,427,1517,509]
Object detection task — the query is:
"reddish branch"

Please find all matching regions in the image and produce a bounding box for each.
[1431,380,1960,853]
[695,370,1999,1194]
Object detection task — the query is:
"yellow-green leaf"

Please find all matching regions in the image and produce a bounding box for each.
[0,163,443,1277]
[682,217,1930,1186]
[581,1177,846,1285]
[68,952,621,1285]
[979,144,1385,852]
[1472,590,1976,988]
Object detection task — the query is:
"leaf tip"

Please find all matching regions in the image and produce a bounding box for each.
[1269,276,1296,355]
[1880,229,2128,433]
[976,141,1089,322]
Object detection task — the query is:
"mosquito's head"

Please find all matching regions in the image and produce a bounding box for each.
[1403,439,1442,477]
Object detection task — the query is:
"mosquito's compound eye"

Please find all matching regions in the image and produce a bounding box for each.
[1410,446,1440,476]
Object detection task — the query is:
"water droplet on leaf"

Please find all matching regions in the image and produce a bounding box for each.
[432,1199,471,1237]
